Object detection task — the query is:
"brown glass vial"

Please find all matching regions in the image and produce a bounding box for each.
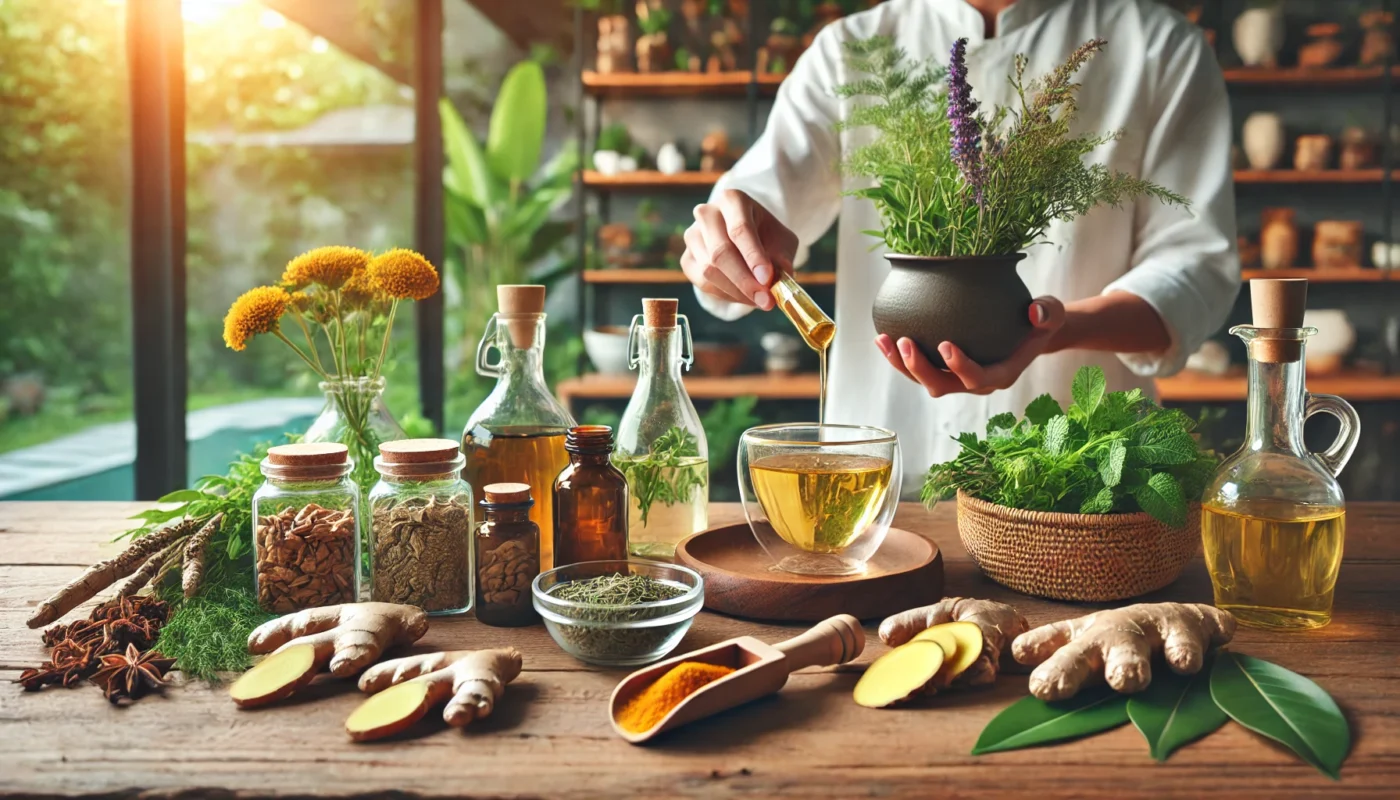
[553,425,629,567]
[474,482,541,627]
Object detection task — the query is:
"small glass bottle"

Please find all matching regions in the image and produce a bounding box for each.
[616,298,709,559]
[770,275,836,423]
[553,425,629,567]
[368,438,473,616]
[463,285,576,573]
[252,442,360,614]
[474,482,541,627]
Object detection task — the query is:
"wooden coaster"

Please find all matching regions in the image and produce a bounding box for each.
[675,523,943,623]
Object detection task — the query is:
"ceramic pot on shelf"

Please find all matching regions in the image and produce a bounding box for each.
[1298,23,1344,68]
[1360,10,1396,66]
[655,142,685,175]
[1241,112,1285,170]
[871,254,1032,369]
[1339,127,1379,170]
[1233,6,1285,68]
[1259,208,1298,270]
[1312,221,1364,269]
[1303,309,1356,377]
[1371,241,1400,269]
[1294,134,1334,171]
[595,15,633,74]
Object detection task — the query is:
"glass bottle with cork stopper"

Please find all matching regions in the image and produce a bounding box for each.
[368,438,473,616]
[770,276,835,422]
[553,425,629,567]
[462,284,576,573]
[1201,278,1360,630]
[615,298,709,559]
[252,442,360,614]
[474,482,541,627]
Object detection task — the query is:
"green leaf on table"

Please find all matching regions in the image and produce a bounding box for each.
[1024,393,1063,426]
[1133,426,1198,466]
[972,685,1130,755]
[1079,486,1115,515]
[1127,664,1228,761]
[1044,415,1070,456]
[1210,652,1351,779]
[1099,439,1127,487]
[1071,365,1107,418]
[1133,472,1187,528]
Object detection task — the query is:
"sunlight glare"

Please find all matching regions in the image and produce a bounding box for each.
[181,0,244,25]
[259,8,286,29]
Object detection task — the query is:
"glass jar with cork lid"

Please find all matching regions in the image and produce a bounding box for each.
[368,438,474,616]
[474,482,541,627]
[253,442,361,614]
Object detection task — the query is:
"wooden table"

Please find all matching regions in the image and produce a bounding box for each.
[2,502,1398,798]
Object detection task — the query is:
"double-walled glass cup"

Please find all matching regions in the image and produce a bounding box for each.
[738,424,901,576]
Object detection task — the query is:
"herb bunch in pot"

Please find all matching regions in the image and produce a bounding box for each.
[838,37,1187,368]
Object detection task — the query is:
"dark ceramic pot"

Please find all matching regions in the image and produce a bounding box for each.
[872,253,1031,369]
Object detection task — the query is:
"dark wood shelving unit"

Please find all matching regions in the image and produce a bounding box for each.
[1240,267,1391,282]
[1233,169,1389,184]
[1157,370,1400,403]
[581,169,724,189]
[1222,66,1400,87]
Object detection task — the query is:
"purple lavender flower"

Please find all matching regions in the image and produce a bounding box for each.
[947,38,986,203]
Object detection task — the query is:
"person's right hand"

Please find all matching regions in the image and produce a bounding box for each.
[680,189,799,311]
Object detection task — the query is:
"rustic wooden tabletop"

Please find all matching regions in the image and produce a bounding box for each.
[1,501,1397,798]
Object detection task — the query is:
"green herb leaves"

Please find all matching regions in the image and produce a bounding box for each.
[973,686,1130,754]
[1210,652,1350,779]
[973,651,1350,778]
[922,366,1217,527]
[615,427,707,526]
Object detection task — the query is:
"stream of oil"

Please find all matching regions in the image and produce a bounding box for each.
[772,276,835,423]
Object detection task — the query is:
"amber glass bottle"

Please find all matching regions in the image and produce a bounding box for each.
[553,426,629,566]
[474,482,541,627]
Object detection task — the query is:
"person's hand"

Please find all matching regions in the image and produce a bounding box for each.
[874,297,1067,397]
[680,189,799,311]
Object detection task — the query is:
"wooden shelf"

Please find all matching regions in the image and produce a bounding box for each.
[1157,370,1400,403]
[1234,169,1388,184]
[1240,268,1391,282]
[1222,66,1400,87]
[582,70,756,96]
[583,269,837,285]
[582,169,722,189]
[557,372,819,407]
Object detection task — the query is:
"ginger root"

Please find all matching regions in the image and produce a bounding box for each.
[230,603,428,708]
[879,597,1028,687]
[346,649,523,742]
[1012,602,1236,701]
[853,640,945,708]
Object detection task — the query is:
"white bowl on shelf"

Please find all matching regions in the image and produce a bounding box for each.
[583,325,632,376]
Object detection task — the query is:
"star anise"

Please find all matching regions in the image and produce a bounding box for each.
[89,643,176,704]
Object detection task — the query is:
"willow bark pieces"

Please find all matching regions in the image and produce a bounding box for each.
[115,541,183,598]
[182,512,224,598]
[26,516,201,628]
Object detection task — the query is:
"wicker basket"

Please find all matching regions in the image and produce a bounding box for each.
[956,491,1201,602]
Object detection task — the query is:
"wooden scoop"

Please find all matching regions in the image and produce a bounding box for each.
[608,614,865,744]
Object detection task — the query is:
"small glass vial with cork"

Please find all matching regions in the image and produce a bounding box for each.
[553,425,630,567]
[474,482,541,627]
[770,275,836,422]
[252,442,361,614]
[1201,278,1360,630]
[368,438,473,616]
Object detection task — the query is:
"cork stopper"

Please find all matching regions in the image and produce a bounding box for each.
[267,442,347,467]
[1250,278,1308,362]
[483,482,532,504]
[497,284,546,349]
[374,438,464,479]
[642,298,679,328]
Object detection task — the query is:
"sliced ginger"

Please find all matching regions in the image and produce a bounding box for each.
[880,598,1027,687]
[913,621,983,687]
[346,649,523,742]
[230,602,428,708]
[853,641,945,708]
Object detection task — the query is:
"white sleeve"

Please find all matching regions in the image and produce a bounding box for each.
[694,26,846,321]
[1104,28,1240,377]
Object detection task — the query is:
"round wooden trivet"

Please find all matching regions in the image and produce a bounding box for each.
[674,523,943,622]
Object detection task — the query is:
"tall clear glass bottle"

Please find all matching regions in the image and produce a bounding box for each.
[1202,279,1360,630]
[615,298,709,559]
[553,425,629,567]
[462,285,575,572]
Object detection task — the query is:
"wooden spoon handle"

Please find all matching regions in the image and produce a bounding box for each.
[774,614,866,673]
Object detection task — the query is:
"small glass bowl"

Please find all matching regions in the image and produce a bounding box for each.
[531,559,704,667]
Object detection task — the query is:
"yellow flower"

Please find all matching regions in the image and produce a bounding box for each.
[288,290,314,312]
[340,268,386,308]
[281,246,370,290]
[223,286,291,351]
[367,248,440,301]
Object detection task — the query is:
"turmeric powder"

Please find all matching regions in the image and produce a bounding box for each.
[615,661,735,733]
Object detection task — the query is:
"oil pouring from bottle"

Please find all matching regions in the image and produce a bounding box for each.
[771,275,835,423]
[1200,278,1360,630]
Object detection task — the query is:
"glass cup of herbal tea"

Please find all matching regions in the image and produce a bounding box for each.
[738,423,901,576]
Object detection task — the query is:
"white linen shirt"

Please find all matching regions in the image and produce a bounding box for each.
[697,0,1239,495]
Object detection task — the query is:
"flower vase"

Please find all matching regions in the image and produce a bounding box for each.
[303,376,407,491]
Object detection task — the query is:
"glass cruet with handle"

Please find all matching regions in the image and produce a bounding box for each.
[1201,278,1360,630]
[614,298,709,560]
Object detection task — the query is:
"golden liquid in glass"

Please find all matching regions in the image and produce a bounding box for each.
[771,276,835,423]
[616,456,709,560]
[749,453,892,554]
[1201,499,1346,630]
[462,425,570,571]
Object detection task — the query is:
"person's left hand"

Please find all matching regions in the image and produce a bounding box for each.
[874,297,1067,397]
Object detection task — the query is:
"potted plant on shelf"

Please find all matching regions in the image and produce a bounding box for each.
[838,37,1187,367]
[924,366,1218,602]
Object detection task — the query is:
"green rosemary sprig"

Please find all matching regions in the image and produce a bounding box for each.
[616,426,707,526]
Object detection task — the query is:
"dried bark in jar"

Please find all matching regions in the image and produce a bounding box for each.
[255,503,357,614]
[370,495,472,613]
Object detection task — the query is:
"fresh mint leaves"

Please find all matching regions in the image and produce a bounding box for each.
[922,366,1216,527]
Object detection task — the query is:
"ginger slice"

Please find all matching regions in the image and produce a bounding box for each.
[913,621,983,687]
[880,598,1027,687]
[853,641,945,709]
[345,681,439,742]
[347,649,523,742]
[228,643,319,708]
